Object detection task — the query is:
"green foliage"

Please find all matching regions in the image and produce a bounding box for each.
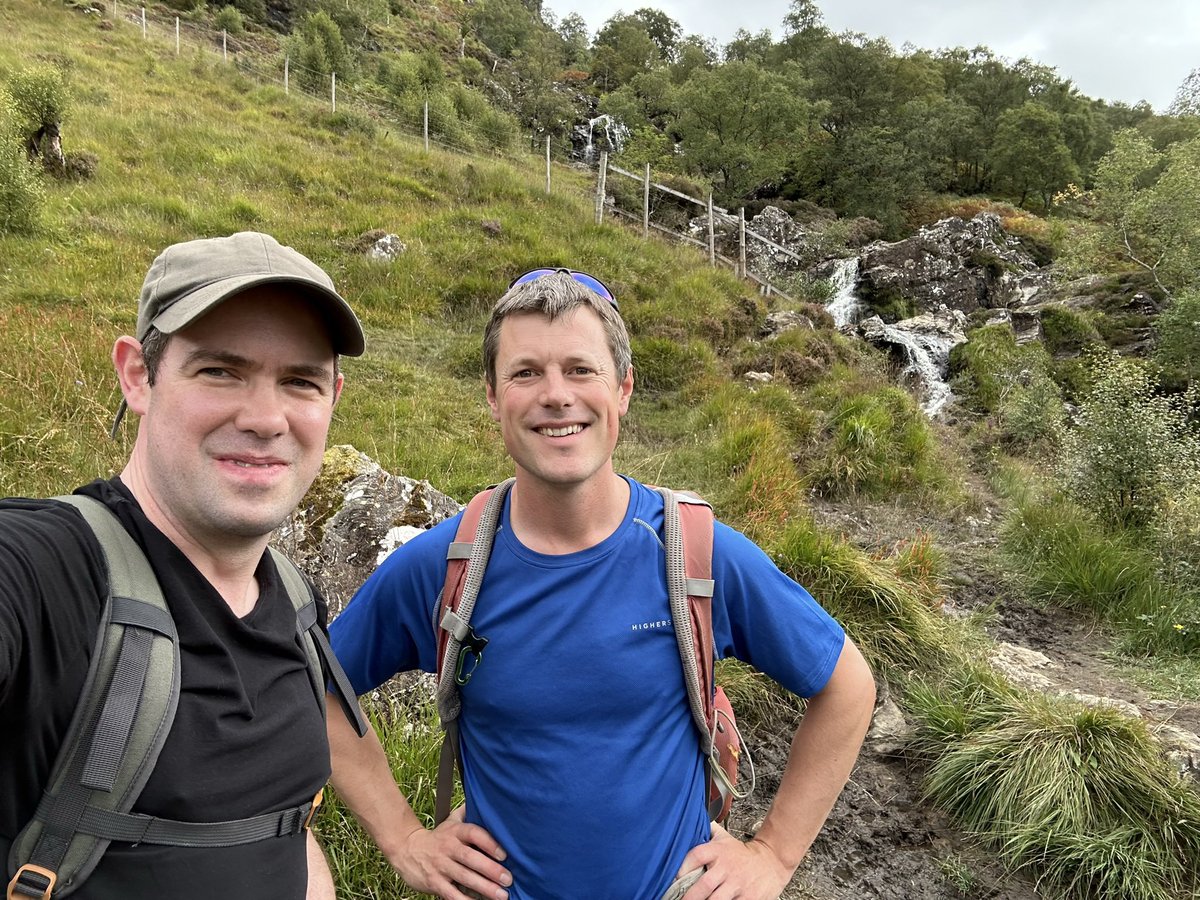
[990,102,1080,210]
[227,0,266,25]
[909,681,1200,900]
[1056,350,1200,529]
[1154,287,1200,385]
[289,10,354,91]
[468,0,539,59]
[317,689,451,899]
[0,89,44,234]
[673,59,814,203]
[1039,305,1100,355]
[213,5,245,35]
[769,514,959,674]
[629,335,716,393]
[6,61,71,133]
[813,387,948,498]
[1000,494,1171,623]
[1092,129,1200,294]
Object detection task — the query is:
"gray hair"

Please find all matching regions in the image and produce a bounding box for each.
[482,272,631,388]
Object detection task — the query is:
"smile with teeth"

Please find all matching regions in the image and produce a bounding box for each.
[537,424,585,437]
[230,459,278,468]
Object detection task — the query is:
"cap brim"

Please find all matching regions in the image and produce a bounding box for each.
[150,273,365,356]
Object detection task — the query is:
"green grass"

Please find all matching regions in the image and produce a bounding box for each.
[5,5,1200,900]
[908,674,1200,900]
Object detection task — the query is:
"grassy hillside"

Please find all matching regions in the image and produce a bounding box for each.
[5,4,1200,900]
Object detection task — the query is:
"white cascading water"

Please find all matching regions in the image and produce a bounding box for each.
[583,114,629,164]
[825,257,867,327]
[826,258,960,416]
[867,319,960,416]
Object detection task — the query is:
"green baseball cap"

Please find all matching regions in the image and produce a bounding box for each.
[111,232,365,436]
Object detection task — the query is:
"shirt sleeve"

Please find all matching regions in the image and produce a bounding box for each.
[710,521,845,699]
[329,513,462,695]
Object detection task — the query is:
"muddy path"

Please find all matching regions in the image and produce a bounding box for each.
[738,480,1200,900]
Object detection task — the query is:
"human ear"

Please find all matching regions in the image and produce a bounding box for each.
[112,336,151,416]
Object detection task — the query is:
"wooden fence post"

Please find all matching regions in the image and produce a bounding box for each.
[331,73,337,113]
[738,207,747,278]
[642,163,651,239]
[707,194,715,266]
[222,29,227,62]
[284,56,289,94]
[595,152,608,225]
[175,17,180,54]
[423,100,429,151]
[141,6,146,38]
[545,136,551,194]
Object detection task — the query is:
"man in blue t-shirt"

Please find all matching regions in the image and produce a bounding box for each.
[327,269,876,900]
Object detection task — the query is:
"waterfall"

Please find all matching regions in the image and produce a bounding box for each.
[825,257,866,328]
[584,114,629,164]
[861,311,966,417]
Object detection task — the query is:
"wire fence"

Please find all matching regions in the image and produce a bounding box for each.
[103,2,804,300]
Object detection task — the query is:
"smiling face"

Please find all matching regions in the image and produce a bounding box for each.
[117,285,343,552]
[486,307,633,495]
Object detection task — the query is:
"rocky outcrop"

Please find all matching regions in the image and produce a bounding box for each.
[858,213,1049,318]
[277,445,461,616]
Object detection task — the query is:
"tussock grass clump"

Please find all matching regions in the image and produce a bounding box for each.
[999,495,1200,655]
[811,385,952,500]
[769,515,959,675]
[909,679,1200,900]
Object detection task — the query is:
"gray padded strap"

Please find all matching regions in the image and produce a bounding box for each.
[34,793,321,847]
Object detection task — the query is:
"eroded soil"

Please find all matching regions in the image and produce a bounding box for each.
[733,470,1200,900]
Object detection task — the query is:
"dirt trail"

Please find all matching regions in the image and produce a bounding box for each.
[732,479,1200,900]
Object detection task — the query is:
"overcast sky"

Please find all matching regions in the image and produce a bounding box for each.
[541,0,1199,112]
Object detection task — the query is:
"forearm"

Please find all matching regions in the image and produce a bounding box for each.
[753,638,876,871]
[325,691,425,868]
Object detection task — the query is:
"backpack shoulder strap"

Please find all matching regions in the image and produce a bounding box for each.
[655,487,716,747]
[656,486,747,821]
[9,495,181,900]
[269,548,368,739]
[432,478,513,826]
[8,501,339,900]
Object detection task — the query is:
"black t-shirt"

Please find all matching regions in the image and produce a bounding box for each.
[0,478,331,899]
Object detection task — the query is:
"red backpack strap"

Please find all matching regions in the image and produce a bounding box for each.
[676,492,717,736]
[433,478,514,826]
[436,487,494,685]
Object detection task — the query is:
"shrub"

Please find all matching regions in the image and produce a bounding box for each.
[0,89,44,234]
[1154,287,1200,386]
[288,11,354,92]
[1056,350,1200,529]
[229,0,266,24]
[1039,305,1101,355]
[213,4,245,34]
[7,62,71,136]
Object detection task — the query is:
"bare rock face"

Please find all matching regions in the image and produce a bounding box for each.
[858,213,1049,317]
[277,445,461,616]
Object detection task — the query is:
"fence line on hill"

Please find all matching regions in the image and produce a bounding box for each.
[101,2,802,302]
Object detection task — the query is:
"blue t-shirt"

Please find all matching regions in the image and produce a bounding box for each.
[331,478,844,900]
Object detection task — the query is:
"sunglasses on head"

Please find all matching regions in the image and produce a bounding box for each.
[508,268,617,308]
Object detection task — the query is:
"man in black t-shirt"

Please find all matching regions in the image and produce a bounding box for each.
[1,232,366,899]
